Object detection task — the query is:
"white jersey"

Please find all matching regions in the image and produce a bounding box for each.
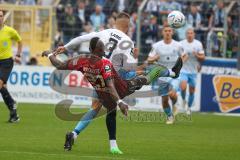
[149,40,184,82]
[64,29,137,72]
[149,40,184,68]
[180,39,204,74]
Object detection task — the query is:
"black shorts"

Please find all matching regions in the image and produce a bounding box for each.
[0,58,14,84]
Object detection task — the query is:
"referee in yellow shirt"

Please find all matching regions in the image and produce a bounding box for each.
[0,10,22,123]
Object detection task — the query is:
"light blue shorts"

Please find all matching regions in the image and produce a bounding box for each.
[157,78,180,96]
[180,72,197,87]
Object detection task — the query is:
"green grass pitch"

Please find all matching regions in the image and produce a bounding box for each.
[0,103,240,160]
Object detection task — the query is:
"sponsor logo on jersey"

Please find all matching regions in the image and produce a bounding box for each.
[83,67,100,74]
[213,75,240,113]
[104,65,111,72]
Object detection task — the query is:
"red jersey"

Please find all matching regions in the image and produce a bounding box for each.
[67,55,131,108]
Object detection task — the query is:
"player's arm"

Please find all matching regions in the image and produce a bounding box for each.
[194,52,205,61]
[16,41,22,57]
[105,78,128,116]
[147,55,160,64]
[55,32,98,54]
[181,53,188,63]
[147,47,160,64]
[11,28,22,62]
[42,51,68,70]
[179,44,188,63]
[194,43,205,62]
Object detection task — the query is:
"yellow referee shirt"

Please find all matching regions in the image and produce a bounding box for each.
[0,25,22,60]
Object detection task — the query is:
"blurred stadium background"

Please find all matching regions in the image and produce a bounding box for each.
[0,0,240,160]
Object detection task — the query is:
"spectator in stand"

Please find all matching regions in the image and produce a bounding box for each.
[187,4,202,29]
[200,0,215,26]
[170,0,182,11]
[90,5,106,31]
[106,16,115,29]
[209,0,225,28]
[95,0,105,6]
[141,15,159,54]
[117,0,127,12]
[145,0,161,16]
[59,0,78,6]
[130,12,138,42]
[187,3,203,41]
[126,0,142,13]
[226,15,238,58]
[159,0,172,25]
[59,4,83,44]
[102,0,118,16]
[75,0,90,25]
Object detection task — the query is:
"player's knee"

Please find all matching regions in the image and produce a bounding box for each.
[189,86,195,94]
[180,81,187,90]
[169,90,177,99]
[106,109,116,120]
[92,99,102,111]
[162,96,169,107]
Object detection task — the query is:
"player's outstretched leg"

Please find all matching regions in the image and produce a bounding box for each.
[146,57,183,84]
[171,57,183,78]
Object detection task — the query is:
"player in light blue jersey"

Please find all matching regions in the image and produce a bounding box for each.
[179,28,205,115]
[147,26,185,124]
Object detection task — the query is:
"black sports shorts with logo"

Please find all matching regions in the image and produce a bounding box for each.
[0,58,14,84]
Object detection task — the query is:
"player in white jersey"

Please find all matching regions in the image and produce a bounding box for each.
[179,28,205,115]
[147,26,185,124]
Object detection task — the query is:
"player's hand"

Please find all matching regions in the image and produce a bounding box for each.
[118,101,129,116]
[14,55,21,64]
[55,46,66,55]
[133,48,139,59]
[193,51,198,58]
[41,50,51,57]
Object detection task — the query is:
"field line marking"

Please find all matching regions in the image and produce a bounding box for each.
[0,150,138,160]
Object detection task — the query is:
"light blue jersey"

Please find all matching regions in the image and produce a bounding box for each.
[180,39,204,87]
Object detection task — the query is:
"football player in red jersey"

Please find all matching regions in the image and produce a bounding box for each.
[43,37,148,113]
[42,37,183,151]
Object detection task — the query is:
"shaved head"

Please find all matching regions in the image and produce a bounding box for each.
[115,12,130,34]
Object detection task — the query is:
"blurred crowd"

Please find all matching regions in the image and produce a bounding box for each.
[1,0,239,59]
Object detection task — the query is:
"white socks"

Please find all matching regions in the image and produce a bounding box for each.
[169,69,176,77]
[72,131,78,140]
[110,140,118,149]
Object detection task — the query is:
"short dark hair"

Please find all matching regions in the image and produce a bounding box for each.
[116,12,130,20]
[89,37,104,52]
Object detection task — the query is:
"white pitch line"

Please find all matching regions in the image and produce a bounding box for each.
[0,150,138,160]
